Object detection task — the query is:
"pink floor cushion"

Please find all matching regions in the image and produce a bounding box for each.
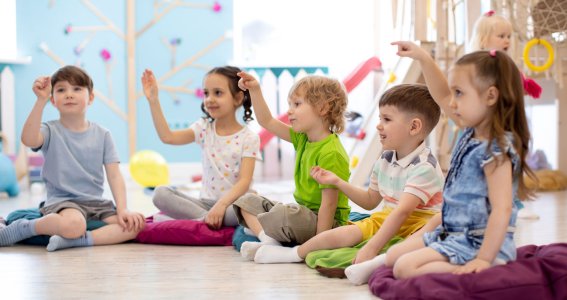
[368,243,567,299]
[135,216,235,246]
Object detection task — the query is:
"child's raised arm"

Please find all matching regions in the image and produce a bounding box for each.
[391,41,458,125]
[141,69,196,145]
[237,71,291,142]
[21,76,51,148]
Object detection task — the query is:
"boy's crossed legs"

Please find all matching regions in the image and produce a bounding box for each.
[0,207,142,251]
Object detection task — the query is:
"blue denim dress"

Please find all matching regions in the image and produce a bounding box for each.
[423,128,520,265]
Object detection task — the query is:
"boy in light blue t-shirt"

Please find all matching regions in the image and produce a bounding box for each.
[0,65,145,251]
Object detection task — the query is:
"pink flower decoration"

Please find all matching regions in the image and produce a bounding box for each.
[195,88,205,98]
[64,24,72,35]
[74,46,83,56]
[484,10,495,17]
[100,49,112,62]
[212,1,222,12]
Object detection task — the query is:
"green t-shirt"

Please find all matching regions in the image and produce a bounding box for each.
[290,129,351,225]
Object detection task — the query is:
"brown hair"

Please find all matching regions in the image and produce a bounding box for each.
[288,75,348,134]
[379,83,441,135]
[51,65,94,94]
[201,66,253,123]
[455,50,535,200]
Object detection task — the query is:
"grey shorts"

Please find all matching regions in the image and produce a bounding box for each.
[40,200,117,221]
[233,193,338,244]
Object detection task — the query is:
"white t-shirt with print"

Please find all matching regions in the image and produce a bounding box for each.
[191,118,262,201]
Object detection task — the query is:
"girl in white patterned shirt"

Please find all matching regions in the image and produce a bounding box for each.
[142,66,261,229]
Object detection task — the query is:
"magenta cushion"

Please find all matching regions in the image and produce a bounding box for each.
[368,243,567,299]
[135,217,235,246]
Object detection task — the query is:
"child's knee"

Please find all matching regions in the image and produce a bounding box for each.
[59,218,87,238]
[384,246,399,267]
[392,254,412,279]
[152,186,171,208]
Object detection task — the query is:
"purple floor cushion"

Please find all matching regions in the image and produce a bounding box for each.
[368,243,567,300]
[135,216,235,246]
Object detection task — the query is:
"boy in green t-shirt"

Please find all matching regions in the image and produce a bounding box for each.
[234,71,351,260]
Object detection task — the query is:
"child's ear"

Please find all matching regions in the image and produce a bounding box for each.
[410,118,423,135]
[486,86,499,106]
[234,91,244,107]
[88,92,95,105]
[318,103,330,116]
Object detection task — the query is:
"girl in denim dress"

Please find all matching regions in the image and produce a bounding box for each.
[386,42,536,279]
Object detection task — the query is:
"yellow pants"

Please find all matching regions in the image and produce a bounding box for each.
[353,206,437,241]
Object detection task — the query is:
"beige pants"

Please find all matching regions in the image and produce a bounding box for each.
[233,193,338,244]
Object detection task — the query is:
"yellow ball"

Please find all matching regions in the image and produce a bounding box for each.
[129,150,170,188]
[351,156,359,169]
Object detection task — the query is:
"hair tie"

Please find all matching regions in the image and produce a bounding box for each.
[489,49,497,57]
[484,10,495,17]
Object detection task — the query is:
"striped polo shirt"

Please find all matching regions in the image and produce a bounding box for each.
[369,142,444,212]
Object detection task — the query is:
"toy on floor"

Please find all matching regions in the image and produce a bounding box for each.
[129,150,170,188]
[0,153,20,197]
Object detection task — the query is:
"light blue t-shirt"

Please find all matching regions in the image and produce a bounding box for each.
[34,120,120,206]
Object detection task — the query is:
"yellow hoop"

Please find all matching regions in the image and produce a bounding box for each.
[523,39,554,73]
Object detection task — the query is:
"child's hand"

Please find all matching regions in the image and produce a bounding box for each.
[32,76,52,102]
[310,166,339,185]
[391,41,428,60]
[353,244,377,264]
[453,258,491,275]
[205,202,227,230]
[141,69,159,104]
[237,71,260,91]
[117,210,146,232]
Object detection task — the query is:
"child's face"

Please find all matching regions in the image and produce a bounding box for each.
[51,80,93,116]
[376,105,413,152]
[287,90,321,134]
[485,22,512,52]
[447,65,493,130]
[203,73,240,120]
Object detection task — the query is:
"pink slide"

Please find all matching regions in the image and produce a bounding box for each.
[259,57,382,150]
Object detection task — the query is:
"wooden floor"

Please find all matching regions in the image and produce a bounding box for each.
[1,180,566,299]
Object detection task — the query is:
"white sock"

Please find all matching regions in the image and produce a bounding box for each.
[242,227,255,236]
[518,207,540,219]
[345,253,387,285]
[254,245,302,264]
[240,241,263,261]
[258,230,281,246]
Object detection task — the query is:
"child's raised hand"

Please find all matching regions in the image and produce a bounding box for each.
[237,71,260,91]
[391,41,427,60]
[141,69,159,103]
[32,76,51,102]
[310,166,338,185]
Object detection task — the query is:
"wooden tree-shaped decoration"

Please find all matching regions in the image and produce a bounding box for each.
[40,0,227,156]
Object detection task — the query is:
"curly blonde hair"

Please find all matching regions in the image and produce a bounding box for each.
[288,75,348,134]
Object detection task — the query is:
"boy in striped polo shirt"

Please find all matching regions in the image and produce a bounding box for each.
[251,84,444,269]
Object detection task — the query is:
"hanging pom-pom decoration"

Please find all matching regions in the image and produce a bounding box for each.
[64,24,72,35]
[100,49,112,62]
[523,76,542,99]
[170,38,182,46]
[212,1,222,13]
[195,88,205,99]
